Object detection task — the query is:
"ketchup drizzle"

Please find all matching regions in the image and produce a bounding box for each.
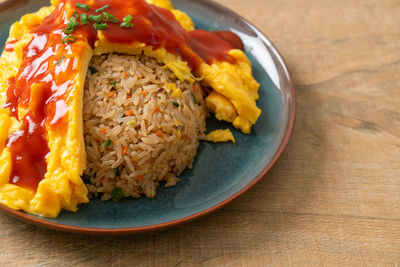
[3,0,244,191]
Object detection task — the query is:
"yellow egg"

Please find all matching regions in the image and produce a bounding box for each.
[0,0,261,217]
[205,129,236,143]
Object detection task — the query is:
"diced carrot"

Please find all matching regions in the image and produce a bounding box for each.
[125,110,133,116]
[126,94,132,99]
[156,130,164,138]
[123,72,129,78]
[137,174,144,182]
[108,91,115,97]
[141,91,147,96]
[134,189,140,194]
[121,145,128,156]
[100,127,106,134]
[130,157,135,163]
[154,106,159,112]
[194,85,198,92]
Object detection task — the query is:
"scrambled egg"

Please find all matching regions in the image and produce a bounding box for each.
[0,0,260,217]
[205,129,235,143]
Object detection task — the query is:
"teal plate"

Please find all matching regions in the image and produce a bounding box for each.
[0,0,295,234]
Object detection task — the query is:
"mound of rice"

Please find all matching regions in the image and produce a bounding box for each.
[83,53,206,201]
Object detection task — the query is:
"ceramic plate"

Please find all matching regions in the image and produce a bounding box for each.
[0,0,295,234]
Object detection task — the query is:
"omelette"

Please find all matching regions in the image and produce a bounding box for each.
[0,0,261,217]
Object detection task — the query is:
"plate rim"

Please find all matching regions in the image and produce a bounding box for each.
[0,0,296,234]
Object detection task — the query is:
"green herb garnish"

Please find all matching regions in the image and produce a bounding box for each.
[63,28,75,34]
[171,101,179,107]
[103,139,112,148]
[76,3,90,11]
[73,11,79,18]
[123,14,133,22]
[89,66,97,75]
[103,12,120,23]
[68,16,79,28]
[88,14,102,22]
[96,4,110,13]
[62,35,76,44]
[63,16,79,34]
[94,22,107,30]
[55,55,65,65]
[111,187,124,203]
[81,13,87,25]
[109,80,117,85]
[120,22,133,28]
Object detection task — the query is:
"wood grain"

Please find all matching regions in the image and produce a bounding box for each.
[1,0,400,266]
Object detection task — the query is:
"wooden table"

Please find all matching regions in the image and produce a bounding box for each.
[1,0,400,265]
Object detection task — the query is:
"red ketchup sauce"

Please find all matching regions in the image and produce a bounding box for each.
[3,0,244,191]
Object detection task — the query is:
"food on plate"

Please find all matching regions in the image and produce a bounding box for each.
[0,0,261,217]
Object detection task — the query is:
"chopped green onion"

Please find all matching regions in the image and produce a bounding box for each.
[94,22,107,30]
[54,55,65,65]
[89,66,97,75]
[73,11,79,18]
[103,139,112,148]
[111,187,124,203]
[68,16,79,28]
[115,167,120,176]
[63,27,75,34]
[96,4,110,13]
[62,35,76,44]
[76,3,90,11]
[190,91,198,104]
[120,22,133,28]
[127,120,136,126]
[81,13,87,25]
[103,12,120,23]
[171,101,179,107]
[109,80,117,85]
[63,16,79,34]
[88,14,102,22]
[122,14,133,22]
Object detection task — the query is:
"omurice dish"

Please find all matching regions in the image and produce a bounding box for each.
[0,0,261,218]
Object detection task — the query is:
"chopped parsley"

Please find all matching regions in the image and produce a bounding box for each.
[111,187,124,203]
[103,139,112,148]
